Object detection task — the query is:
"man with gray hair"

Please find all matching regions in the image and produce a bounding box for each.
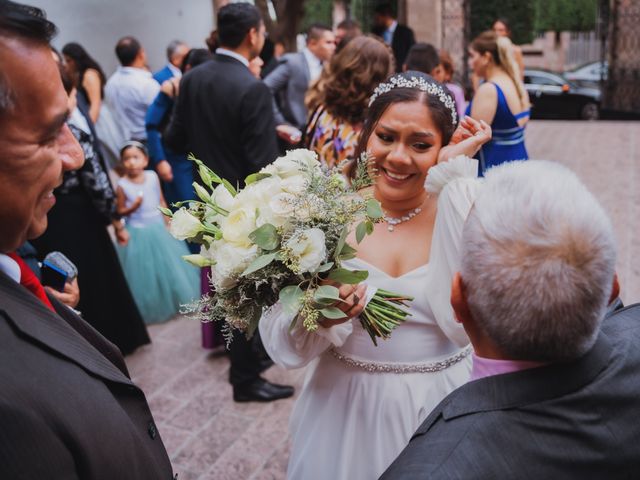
[153,39,189,84]
[382,160,639,479]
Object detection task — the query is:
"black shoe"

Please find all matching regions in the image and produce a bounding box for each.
[233,378,294,403]
[259,357,274,373]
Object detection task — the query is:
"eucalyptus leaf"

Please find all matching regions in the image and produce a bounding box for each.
[366,198,383,219]
[249,224,279,251]
[338,243,357,261]
[355,222,367,244]
[320,307,347,319]
[241,252,277,276]
[315,262,334,273]
[365,220,374,235]
[314,285,340,301]
[245,172,272,185]
[279,285,304,316]
[333,226,349,259]
[327,268,369,284]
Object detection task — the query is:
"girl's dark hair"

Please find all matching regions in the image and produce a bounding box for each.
[493,18,512,37]
[62,42,106,98]
[350,71,456,178]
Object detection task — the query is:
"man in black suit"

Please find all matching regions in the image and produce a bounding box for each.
[372,3,415,72]
[0,2,174,478]
[165,2,293,403]
[382,160,639,479]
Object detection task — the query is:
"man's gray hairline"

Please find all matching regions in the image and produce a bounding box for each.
[166,39,185,61]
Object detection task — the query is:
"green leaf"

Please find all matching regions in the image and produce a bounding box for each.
[315,262,334,273]
[320,307,347,319]
[245,172,272,185]
[158,206,173,217]
[241,252,277,276]
[366,198,383,219]
[249,224,280,251]
[338,243,357,261]
[333,226,349,259]
[221,179,237,197]
[279,285,304,316]
[198,165,213,188]
[327,268,369,284]
[314,285,340,302]
[365,220,374,235]
[355,221,367,244]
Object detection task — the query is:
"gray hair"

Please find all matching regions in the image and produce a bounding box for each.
[461,160,616,362]
[166,39,186,61]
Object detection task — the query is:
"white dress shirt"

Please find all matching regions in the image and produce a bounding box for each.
[302,48,323,83]
[104,66,160,141]
[215,48,249,67]
[167,62,182,78]
[0,253,20,283]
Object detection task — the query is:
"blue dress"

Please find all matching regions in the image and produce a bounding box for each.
[466,82,529,176]
[117,172,199,324]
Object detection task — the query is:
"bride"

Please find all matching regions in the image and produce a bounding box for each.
[259,71,491,480]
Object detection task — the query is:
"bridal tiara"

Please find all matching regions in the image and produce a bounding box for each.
[368,75,458,126]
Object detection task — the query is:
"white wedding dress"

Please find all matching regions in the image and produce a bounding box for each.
[259,157,481,480]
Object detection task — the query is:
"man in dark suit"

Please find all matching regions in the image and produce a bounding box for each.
[0,1,174,478]
[382,160,639,479]
[372,3,415,72]
[165,2,293,403]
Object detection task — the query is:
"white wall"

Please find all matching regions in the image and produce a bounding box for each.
[30,0,215,76]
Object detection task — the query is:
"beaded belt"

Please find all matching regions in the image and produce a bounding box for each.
[329,344,473,374]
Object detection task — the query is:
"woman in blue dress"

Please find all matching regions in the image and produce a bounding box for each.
[467,30,530,176]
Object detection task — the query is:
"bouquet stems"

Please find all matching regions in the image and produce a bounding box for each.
[359,289,413,346]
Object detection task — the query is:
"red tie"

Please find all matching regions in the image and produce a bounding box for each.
[8,252,56,312]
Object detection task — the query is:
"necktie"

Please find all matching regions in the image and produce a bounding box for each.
[8,252,56,312]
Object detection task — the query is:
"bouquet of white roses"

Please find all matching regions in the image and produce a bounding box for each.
[162,149,412,346]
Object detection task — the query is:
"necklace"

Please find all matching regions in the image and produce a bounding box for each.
[383,206,423,232]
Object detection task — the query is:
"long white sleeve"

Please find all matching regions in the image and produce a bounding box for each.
[424,156,482,347]
[259,303,353,369]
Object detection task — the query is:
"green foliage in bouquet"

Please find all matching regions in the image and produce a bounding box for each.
[163,150,412,346]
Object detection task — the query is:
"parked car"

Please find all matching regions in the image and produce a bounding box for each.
[523,69,601,120]
[564,61,608,86]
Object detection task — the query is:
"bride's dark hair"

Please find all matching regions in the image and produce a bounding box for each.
[349,71,456,179]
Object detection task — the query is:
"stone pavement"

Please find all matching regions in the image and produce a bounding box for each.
[125,120,640,480]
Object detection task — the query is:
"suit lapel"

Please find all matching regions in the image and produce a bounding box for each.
[413,332,613,437]
[299,52,311,86]
[0,272,135,388]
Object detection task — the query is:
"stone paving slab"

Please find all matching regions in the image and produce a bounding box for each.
[126,120,640,480]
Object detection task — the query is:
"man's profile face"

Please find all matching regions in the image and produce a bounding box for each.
[309,30,336,62]
[171,43,190,68]
[0,38,83,252]
[249,21,266,59]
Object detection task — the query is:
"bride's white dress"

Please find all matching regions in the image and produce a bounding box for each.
[259,157,481,480]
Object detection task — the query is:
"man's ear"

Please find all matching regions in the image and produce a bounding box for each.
[451,272,473,326]
[609,273,620,305]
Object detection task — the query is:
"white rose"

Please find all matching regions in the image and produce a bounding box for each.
[212,184,236,212]
[169,208,203,240]
[257,192,296,228]
[280,174,308,195]
[282,149,321,170]
[294,193,326,221]
[268,149,320,179]
[285,228,327,273]
[221,206,257,247]
[241,177,282,207]
[208,241,259,288]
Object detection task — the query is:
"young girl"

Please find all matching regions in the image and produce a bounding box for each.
[116,141,199,324]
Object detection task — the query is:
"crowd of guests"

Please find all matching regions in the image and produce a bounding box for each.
[2,0,638,479]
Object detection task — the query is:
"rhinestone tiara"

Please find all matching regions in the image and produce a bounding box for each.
[369,75,458,126]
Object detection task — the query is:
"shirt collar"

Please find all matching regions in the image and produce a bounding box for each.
[388,20,398,35]
[470,353,547,381]
[117,66,153,77]
[0,253,20,283]
[215,48,249,67]
[302,47,322,67]
[168,63,182,78]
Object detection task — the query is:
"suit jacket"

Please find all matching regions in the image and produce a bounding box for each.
[381,304,640,479]
[165,54,278,185]
[0,272,174,479]
[373,23,416,72]
[153,64,175,84]
[263,52,311,130]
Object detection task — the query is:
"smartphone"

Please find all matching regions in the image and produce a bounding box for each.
[41,260,68,292]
